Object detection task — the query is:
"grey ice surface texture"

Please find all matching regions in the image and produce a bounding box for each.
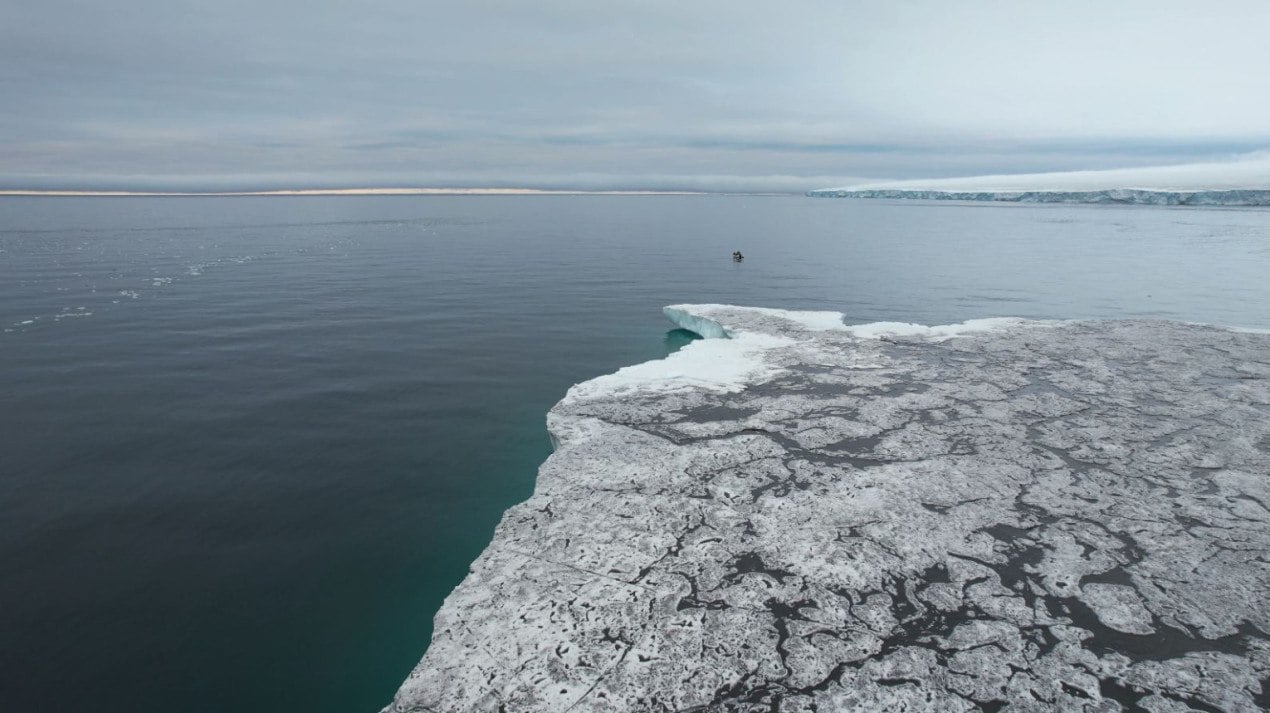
[386,305,1270,712]
[804,188,1270,206]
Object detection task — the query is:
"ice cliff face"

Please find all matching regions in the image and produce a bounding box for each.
[807,155,1270,205]
[805,188,1270,206]
[385,305,1270,712]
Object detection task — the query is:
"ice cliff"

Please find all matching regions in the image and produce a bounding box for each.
[806,187,1270,206]
[385,305,1270,712]
[808,155,1270,205]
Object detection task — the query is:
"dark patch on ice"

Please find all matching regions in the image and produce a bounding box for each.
[725,553,795,585]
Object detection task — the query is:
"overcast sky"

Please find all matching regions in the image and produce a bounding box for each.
[3,0,1269,191]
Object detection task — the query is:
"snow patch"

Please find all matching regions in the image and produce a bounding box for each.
[563,330,794,402]
[565,306,1046,404]
[844,317,1043,341]
[683,305,848,332]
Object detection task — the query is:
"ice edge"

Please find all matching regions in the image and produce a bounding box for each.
[384,304,1270,713]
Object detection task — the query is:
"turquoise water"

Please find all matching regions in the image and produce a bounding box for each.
[1,196,1268,712]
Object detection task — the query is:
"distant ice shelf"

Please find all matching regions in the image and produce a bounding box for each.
[806,187,1270,205]
[808,154,1270,205]
[385,305,1270,712]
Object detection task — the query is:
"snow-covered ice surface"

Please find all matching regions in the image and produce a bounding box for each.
[385,305,1270,712]
[808,154,1270,205]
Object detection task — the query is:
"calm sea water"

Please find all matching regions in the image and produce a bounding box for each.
[2,195,1268,712]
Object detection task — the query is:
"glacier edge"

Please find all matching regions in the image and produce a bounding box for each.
[805,187,1270,206]
[384,305,1270,713]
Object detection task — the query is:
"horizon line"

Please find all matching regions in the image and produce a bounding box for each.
[0,187,801,198]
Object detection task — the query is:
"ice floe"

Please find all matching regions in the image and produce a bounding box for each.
[386,305,1270,712]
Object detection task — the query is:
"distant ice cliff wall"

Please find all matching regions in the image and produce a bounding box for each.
[806,187,1270,205]
[385,305,1270,712]
[808,153,1270,205]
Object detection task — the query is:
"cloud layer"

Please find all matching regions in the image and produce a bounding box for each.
[3,1,1269,190]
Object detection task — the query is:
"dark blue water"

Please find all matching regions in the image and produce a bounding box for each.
[2,196,1268,712]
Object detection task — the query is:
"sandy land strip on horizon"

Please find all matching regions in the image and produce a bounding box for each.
[0,188,717,197]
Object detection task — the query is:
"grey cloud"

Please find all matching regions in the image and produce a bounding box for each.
[2,0,1268,190]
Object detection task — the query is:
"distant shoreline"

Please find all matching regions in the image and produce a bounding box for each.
[0,188,771,197]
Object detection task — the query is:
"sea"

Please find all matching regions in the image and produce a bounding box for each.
[2,195,1268,712]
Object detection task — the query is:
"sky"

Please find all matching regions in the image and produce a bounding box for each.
[3,0,1269,192]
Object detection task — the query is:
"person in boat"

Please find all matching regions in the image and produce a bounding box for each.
[733,250,744,261]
